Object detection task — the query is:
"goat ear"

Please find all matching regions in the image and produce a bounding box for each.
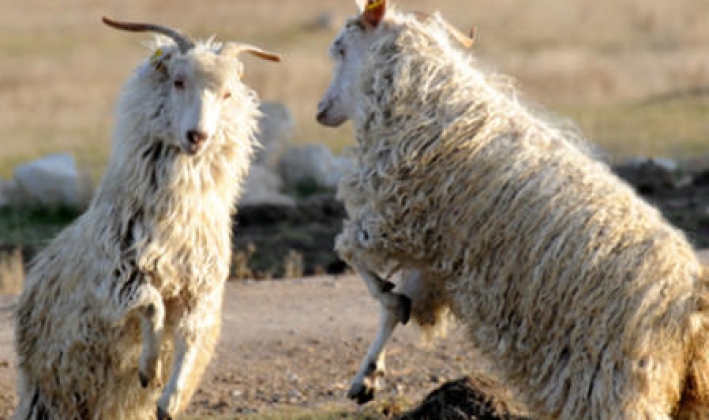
[360,0,386,28]
[220,43,281,63]
[149,47,172,74]
[355,0,367,12]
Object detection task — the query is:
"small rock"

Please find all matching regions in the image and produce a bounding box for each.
[613,157,678,195]
[278,144,355,193]
[13,153,92,209]
[211,399,229,410]
[240,164,295,206]
[255,102,295,168]
[288,389,302,403]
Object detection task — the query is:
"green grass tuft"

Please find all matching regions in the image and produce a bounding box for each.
[0,206,78,245]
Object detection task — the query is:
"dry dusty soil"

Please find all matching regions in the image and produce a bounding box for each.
[0,275,478,419]
[1,251,708,419]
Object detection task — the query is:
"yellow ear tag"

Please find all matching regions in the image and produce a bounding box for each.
[366,0,384,10]
[150,48,164,68]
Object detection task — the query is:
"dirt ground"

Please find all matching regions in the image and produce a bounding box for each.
[1,249,708,419]
[0,275,480,419]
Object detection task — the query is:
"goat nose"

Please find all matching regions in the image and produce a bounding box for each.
[186,130,208,145]
[316,102,328,123]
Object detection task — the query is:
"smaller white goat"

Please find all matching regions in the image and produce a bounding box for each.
[14,17,279,420]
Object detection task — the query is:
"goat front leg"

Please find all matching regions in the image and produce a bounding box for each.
[137,286,166,388]
[157,294,222,420]
[348,306,399,404]
[352,259,411,325]
[348,269,425,404]
[110,277,166,389]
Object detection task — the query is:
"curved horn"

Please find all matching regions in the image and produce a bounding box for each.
[220,43,282,63]
[102,16,195,54]
[412,11,475,49]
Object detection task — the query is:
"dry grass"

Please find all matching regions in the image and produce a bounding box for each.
[0,247,24,294]
[1,0,709,179]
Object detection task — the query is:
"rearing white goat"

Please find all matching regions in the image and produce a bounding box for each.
[13,17,279,420]
[318,1,709,419]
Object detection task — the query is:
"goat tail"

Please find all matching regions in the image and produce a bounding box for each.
[676,265,709,419]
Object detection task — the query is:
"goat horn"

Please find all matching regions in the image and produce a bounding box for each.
[102,16,195,54]
[220,43,282,63]
[412,11,475,49]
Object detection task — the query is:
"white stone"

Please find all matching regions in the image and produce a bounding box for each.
[240,164,295,206]
[278,144,354,191]
[650,157,678,173]
[255,102,295,169]
[13,153,91,209]
[623,156,678,173]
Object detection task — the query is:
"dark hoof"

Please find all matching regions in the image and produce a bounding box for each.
[157,405,172,420]
[397,293,412,325]
[139,372,150,388]
[347,383,375,405]
[365,361,378,376]
[381,280,396,293]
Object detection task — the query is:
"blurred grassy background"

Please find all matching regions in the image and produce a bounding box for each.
[1,0,708,181]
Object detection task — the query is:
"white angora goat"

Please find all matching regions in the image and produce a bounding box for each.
[317,2,709,419]
[14,17,279,420]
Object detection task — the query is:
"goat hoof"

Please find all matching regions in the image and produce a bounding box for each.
[365,361,378,376]
[156,405,172,420]
[381,280,396,293]
[347,383,375,405]
[139,372,150,388]
[397,293,412,325]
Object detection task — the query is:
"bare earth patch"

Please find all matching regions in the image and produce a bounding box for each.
[2,251,708,419]
[0,275,477,419]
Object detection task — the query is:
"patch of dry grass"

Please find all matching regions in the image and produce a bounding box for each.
[1,0,708,179]
[0,246,24,295]
[565,94,709,160]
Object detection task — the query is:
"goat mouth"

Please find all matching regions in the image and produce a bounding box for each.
[183,142,204,156]
[316,110,348,128]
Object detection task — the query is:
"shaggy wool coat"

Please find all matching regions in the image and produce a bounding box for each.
[336,11,709,419]
[14,39,259,420]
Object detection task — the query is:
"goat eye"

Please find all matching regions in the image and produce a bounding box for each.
[173,79,185,89]
[338,47,346,58]
[223,91,232,100]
